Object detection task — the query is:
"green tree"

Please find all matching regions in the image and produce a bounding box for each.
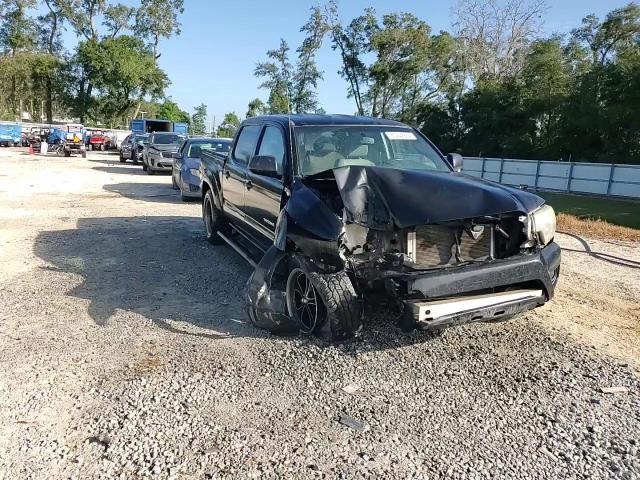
[135,0,184,61]
[255,39,293,114]
[157,98,189,123]
[291,6,329,113]
[328,4,377,115]
[368,13,431,119]
[216,112,240,138]
[71,35,168,125]
[246,98,267,118]
[191,103,207,135]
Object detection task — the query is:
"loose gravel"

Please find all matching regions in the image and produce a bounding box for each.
[0,150,638,479]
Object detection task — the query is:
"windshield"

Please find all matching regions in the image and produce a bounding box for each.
[152,134,184,145]
[134,134,149,144]
[294,126,449,176]
[188,140,231,158]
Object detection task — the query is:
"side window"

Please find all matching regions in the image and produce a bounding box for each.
[232,125,261,165]
[257,126,285,176]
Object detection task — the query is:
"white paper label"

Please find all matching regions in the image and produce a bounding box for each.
[385,131,417,140]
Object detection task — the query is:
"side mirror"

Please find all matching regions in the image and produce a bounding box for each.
[249,155,279,177]
[447,153,463,173]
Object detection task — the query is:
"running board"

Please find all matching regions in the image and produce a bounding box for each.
[406,289,544,322]
[217,231,257,268]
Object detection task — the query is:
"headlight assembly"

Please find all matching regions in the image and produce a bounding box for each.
[522,204,556,247]
[189,168,199,177]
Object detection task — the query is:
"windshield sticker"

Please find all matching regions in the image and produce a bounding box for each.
[385,131,417,141]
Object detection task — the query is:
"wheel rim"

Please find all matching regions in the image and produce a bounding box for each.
[287,269,319,333]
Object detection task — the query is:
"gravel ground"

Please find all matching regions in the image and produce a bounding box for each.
[0,149,638,479]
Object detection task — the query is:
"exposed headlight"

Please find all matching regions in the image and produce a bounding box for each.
[525,204,556,247]
[189,168,199,177]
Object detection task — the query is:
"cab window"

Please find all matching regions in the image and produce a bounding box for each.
[232,125,261,165]
[257,126,285,176]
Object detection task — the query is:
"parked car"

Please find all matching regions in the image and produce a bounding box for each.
[172,137,232,200]
[142,132,185,174]
[0,122,22,147]
[199,114,561,341]
[119,133,148,163]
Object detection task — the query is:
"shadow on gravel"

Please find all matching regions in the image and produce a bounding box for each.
[94,166,147,175]
[33,216,258,340]
[561,231,640,269]
[32,215,454,352]
[104,182,182,204]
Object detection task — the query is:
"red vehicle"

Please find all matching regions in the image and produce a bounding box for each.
[87,130,111,151]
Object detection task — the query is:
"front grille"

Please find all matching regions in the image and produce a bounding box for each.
[162,151,174,158]
[408,225,492,268]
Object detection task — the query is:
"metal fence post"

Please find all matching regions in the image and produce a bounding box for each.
[480,157,486,179]
[606,164,615,196]
[534,160,541,191]
[499,158,505,183]
[566,162,574,192]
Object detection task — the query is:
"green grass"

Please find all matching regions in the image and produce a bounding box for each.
[539,192,640,230]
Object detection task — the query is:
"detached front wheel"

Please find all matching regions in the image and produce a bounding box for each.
[286,268,361,341]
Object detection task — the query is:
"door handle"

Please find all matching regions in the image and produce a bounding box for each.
[245,180,253,190]
[224,170,230,179]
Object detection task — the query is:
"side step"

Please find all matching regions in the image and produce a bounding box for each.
[217,231,258,268]
[406,289,544,322]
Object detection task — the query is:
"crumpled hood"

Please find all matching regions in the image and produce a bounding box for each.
[330,166,545,229]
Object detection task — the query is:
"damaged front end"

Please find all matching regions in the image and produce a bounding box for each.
[245,165,561,338]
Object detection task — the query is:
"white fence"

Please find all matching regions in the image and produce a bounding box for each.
[462,157,640,199]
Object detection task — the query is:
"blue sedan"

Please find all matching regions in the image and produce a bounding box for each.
[172,137,232,200]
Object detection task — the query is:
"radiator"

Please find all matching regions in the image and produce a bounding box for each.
[407,225,493,268]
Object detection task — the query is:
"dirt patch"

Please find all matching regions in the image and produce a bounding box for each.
[557,212,640,242]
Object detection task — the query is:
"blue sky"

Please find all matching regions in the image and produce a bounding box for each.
[62,0,621,126]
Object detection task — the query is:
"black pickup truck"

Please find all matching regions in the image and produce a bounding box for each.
[199,115,560,341]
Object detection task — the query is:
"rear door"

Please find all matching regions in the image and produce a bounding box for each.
[223,125,261,227]
[244,124,286,245]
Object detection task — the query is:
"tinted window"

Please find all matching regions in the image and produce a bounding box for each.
[188,140,231,158]
[233,126,261,165]
[257,126,285,176]
[151,134,184,145]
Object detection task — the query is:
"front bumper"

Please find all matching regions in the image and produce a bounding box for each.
[148,156,173,171]
[399,242,561,329]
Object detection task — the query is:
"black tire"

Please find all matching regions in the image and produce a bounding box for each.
[64,150,71,157]
[142,162,147,172]
[146,165,154,175]
[171,169,179,190]
[286,269,361,341]
[203,189,226,244]
[119,152,126,163]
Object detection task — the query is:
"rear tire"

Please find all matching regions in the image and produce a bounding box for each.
[119,152,125,163]
[142,162,147,172]
[203,189,226,244]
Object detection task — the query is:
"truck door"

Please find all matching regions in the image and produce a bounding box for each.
[244,125,286,246]
[223,125,261,227]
